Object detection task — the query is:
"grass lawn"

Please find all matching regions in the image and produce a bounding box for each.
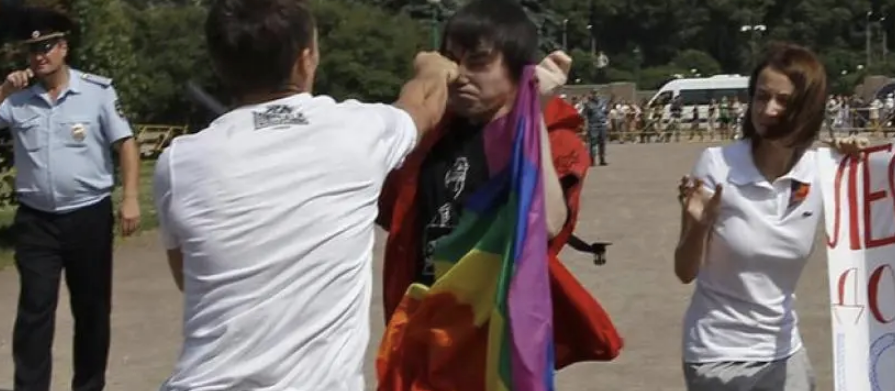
[0,160,159,271]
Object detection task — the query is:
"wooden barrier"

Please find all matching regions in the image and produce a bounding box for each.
[134,124,190,158]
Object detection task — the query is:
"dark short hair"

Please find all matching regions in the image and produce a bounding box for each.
[205,0,316,95]
[440,0,538,81]
[741,42,827,150]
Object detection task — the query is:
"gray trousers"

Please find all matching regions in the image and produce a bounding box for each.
[683,349,816,391]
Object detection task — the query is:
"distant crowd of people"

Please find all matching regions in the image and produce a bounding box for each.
[564,90,888,168]
[565,91,895,148]
[827,93,895,133]
[566,93,749,145]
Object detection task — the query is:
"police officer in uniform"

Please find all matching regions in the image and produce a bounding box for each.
[0,7,141,391]
[582,91,609,166]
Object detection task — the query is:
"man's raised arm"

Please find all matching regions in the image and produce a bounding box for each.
[393,52,458,141]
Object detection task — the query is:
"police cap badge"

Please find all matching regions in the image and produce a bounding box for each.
[18,6,74,51]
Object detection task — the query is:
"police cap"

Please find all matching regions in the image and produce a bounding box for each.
[18,6,74,45]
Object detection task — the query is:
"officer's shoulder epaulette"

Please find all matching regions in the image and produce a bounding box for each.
[79,72,113,88]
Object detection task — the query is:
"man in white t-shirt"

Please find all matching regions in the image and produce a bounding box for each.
[153,1,457,390]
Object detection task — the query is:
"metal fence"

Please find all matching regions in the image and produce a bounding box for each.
[587,106,895,143]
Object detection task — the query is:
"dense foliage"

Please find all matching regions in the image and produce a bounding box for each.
[1,0,894,124]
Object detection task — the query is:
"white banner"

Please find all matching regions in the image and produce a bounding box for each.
[818,145,895,391]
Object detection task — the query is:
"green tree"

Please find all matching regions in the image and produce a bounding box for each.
[639,65,686,90]
[71,0,140,116]
[518,0,562,55]
[568,48,598,83]
[313,0,427,102]
[22,0,67,12]
[671,49,722,77]
[16,0,895,126]
[127,3,211,125]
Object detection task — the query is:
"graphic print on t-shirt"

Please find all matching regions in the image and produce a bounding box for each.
[445,157,470,198]
[417,121,489,285]
[253,104,309,130]
[421,157,470,277]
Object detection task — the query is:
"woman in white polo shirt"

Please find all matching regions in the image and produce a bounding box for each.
[675,43,865,391]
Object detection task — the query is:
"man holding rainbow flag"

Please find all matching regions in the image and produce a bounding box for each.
[376,1,624,390]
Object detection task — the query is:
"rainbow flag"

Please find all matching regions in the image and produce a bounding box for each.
[376,65,554,391]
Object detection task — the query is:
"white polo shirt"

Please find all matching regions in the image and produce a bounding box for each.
[682,140,821,363]
[154,93,417,391]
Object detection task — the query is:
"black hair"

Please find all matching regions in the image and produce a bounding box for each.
[205,0,316,95]
[440,0,538,80]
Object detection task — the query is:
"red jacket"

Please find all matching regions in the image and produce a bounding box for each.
[376,97,623,368]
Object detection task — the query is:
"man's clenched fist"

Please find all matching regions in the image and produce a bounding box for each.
[1,69,33,97]
[536,50,572,96]
[414,51,459,83]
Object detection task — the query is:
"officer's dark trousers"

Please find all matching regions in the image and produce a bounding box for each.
[587,127,607,165]
[12,197,114,391]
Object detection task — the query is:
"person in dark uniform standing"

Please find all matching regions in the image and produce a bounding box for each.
[669,94,683,142]
[582,91,609,166]
[0,7,141,391]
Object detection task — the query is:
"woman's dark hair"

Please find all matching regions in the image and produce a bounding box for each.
[439,0,538,81]
[741,42,828,151]
[205,0,316,95]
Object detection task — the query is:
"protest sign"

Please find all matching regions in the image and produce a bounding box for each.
[818,145,895,391]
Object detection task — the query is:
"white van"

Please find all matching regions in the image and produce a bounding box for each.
[646,75,750,124]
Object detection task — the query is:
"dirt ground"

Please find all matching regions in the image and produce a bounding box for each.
[0,142,835,391]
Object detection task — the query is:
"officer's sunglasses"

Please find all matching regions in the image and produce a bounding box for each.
[26,38,61,55]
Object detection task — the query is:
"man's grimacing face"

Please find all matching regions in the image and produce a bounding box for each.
[443,40,517,120]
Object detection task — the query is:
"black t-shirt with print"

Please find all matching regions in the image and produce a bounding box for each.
[415,119,490,285]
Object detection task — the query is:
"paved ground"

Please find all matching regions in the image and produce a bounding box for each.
[0,142,835,391]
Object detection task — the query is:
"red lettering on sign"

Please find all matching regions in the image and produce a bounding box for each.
[832,268,865,326]
[863,144,895,249]
[868,264,895,324]
[827,155,862,249]
[837,268,860,305]
[826,144,895,250]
